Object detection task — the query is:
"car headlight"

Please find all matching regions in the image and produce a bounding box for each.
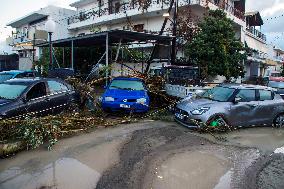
[136,98,147,104]
[191,107,210,115]
[105,97,115,102]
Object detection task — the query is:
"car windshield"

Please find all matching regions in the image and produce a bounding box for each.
[0,83,28,100]
[271,73,281,77]
[109,79,145,91]
[268,81,284,89]
[0,74,14,82]
[201,86,235,102]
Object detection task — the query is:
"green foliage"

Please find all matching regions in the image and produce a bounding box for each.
[185,9,247,80]
[19,118,60,150]
[281,64,284,77]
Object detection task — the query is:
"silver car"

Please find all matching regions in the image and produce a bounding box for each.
[175,84,284,128]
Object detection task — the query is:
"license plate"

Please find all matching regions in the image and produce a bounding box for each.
[120,104,130,108]
[175,113,185,120]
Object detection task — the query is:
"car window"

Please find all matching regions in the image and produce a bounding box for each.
[0,74,14,82]
[109,80,145,91]
[15,72,35,78]
[47,80,69,94]
[236,89,256,102]
[0,83,28,100]
[259,90,273,101]
[201,86,235,102]
[26,82,47,101]
[268,81,284,89]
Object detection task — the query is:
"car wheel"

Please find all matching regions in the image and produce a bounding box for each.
[207,115,228,128]
[274,114,284,128]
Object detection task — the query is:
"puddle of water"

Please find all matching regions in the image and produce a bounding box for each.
[201,128,284,152]
[0,158,100,189]
[150,151,230,189]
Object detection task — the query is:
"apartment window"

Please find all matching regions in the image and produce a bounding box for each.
[133,24,144,32]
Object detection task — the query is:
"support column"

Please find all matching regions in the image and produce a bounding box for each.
[105,33,109,86]
[71,40,74,70]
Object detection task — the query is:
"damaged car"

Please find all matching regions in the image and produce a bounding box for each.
[101,77,149,113]
[0,78,79,119]
[175,84,284,128]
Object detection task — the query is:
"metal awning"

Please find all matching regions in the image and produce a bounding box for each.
[7,13,48,28]
[37,30,173,47]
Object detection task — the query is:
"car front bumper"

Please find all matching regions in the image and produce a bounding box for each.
[174,108,209,128]
[102,101,149,113]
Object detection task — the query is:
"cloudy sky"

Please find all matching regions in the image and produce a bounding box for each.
[0,0,284,53]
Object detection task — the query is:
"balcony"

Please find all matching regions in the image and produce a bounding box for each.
[7,29,48,46]
[274,56,284,62]
[246,27,266,42]
[208,0,245,21]
[67,0,245,30]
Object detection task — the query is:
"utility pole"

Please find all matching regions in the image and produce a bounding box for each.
[32,33,36,70]
[171,0,178,65]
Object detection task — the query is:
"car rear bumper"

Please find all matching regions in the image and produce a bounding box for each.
[102,101,149,112]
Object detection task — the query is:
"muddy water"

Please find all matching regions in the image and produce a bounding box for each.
[200,127,284,152]
[0,140,122,189]
[0,120,169,189]
[151,151,230,189]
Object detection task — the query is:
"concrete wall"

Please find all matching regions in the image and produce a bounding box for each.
[19,57,33,70]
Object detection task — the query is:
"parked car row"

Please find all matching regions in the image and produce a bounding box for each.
[2,69,284,129]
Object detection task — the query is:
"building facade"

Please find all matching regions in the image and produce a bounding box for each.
[6,5,75,70]
[64,0,246,76]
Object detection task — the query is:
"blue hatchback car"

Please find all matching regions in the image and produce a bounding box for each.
[101,77,150,113]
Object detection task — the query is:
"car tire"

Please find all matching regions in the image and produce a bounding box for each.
[207,115,229,128]
[273,114,284,128]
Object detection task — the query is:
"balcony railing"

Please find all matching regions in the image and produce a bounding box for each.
[208,0,245,20]
[246,27,267,42]
[67,0,245,26]
[8,29,48,46]
[68,0,174,25]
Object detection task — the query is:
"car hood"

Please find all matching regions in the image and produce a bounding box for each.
[177,98,221,111]
[103,89,148,98]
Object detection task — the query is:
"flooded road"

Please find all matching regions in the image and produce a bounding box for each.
[0,120,167,189]
[1,121,284,189]
[199,127,284,153]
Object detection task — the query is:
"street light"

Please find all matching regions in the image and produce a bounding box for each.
[45,17,56,70]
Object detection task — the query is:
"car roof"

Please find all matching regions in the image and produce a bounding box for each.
[2,77,63,85]
[0,70,33,74]
[113,77,143,81]
[219,83,273,90]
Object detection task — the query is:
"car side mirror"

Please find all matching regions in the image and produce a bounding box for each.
[233,97,241,104]
[22,97,28,103]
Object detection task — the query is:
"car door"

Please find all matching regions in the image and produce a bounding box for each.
[253,90,277,126]
[229,89,258,127]
[24,82,54,117]
[46,80,71,114]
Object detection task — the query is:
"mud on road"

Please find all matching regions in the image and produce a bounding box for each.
[1,121,284,189]
[96,126,259,189]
